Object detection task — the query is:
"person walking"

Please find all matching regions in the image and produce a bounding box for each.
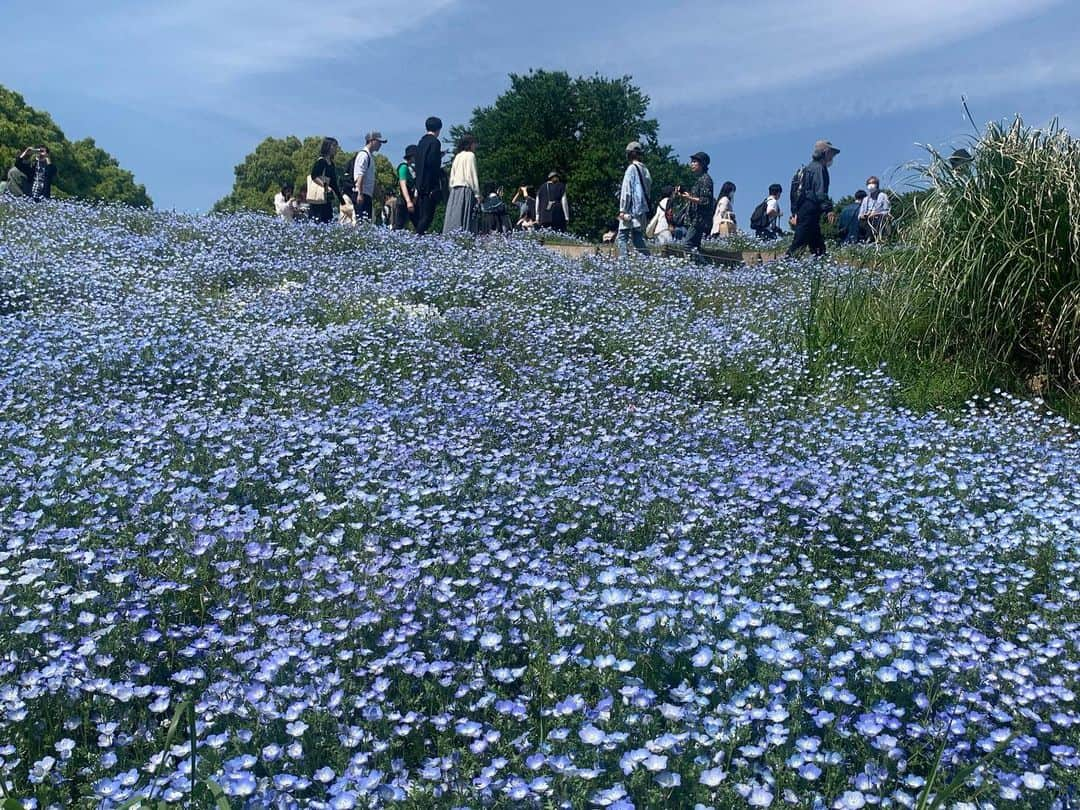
[307,138,344,224]
[616,141,652,258]
[676,152,714,249]
[394,144,418,231]
[750,184,785,240]
[442,133,480,234]
[536,171,570,232]
[710,181,737,237]
[352,131,387,222]
[787,140,838,257]
[413,116,444,235]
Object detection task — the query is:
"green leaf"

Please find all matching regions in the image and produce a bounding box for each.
[204,778,234,810]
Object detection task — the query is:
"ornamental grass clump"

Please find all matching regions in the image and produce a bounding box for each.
[901,117,1080,392]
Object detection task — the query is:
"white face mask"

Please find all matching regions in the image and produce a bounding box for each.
[867,184,878,193]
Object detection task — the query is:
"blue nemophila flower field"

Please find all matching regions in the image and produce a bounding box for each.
[0,199,1078,809]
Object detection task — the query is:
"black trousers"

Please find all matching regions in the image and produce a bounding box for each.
[393,198,417,230]
[787,212,826,256]
[309,203,333,224]
[356,194,374,222]
[415,191,440,235]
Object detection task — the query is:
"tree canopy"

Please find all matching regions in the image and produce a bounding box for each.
[452,70,692,236]
[214,137,396,214]
[1,85,152,207]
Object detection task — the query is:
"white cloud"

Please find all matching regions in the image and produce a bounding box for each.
[581,0,1065,108]
[659,49,1080,141]
[97,0,458,81]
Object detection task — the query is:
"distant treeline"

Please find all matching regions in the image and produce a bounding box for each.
[1,85,151,208]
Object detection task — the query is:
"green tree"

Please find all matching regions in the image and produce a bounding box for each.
[452,70,692,237]
[215,138,398,215]
[0,84,151,206]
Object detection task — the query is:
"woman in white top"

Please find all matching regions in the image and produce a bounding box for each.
[710,181,737,237]
[648,185,674,244]
[442,133,481,234]
[274,184,297,221]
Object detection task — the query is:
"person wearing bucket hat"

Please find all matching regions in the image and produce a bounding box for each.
[537,170,570,232]
[787,138,838,257]
[676,151,714,249]
[352,130,388,222]
[394,144,418,231]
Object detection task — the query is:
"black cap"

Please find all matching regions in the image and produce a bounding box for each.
[404,144,418,159]
[690,151,710,167]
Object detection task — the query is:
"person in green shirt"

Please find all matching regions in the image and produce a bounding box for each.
[394,144,418,231]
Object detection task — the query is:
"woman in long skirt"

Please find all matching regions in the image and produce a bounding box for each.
[443,133,480,234]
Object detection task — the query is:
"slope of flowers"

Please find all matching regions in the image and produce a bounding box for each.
[0,200,1078,809]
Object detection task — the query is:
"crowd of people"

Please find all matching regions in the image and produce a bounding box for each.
[270,116,899,261]
[272,117,578,239]
[5,119,896,261]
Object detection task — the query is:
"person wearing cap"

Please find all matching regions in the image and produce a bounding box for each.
[394,145,418,230]
[353,131,387,222]
[676,152,714,249]
[617,141,652,257]
[948,148,974,171]
[536,171,570,232]
[787,139,838,258]
[414,116,444,235]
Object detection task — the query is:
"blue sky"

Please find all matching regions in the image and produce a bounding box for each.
[3,0,1079,224]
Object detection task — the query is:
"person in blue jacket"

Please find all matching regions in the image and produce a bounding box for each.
[838,189,866,244]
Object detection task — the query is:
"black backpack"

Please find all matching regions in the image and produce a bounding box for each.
[343,154,358,193]
[750,199,769,232]
[789,166,806,212]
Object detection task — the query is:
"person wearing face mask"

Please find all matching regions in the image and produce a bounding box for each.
[787,139,838,258]
[858,175,891,242]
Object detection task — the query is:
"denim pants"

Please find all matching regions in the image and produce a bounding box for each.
[616,226,648,257]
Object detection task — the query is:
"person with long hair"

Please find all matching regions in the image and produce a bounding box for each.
[710,180,737,237]
[442,133,480,234]
[308,137,343,224]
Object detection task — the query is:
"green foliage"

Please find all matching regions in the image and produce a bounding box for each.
[0,84,151,206]
[451,70,692,237]
[803,118,1080,417]
[214,138,398,214]
[898,117,1080,392]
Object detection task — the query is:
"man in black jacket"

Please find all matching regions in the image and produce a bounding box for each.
[413,116,444,235]
[787,140,838,257]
